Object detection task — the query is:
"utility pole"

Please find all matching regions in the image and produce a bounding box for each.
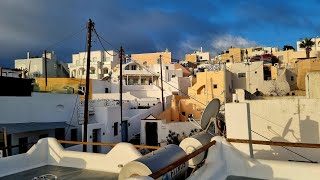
[159,55,165,111]
[119,46,124,141]
[83,19,94,152]
[44,50,48,90]
[245,49,251,93]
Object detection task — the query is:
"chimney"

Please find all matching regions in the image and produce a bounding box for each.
[200,47,203,52]
[27,52,30,59]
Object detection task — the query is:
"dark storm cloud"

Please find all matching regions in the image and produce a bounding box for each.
[0,0,223,66]
[0,0,319,67]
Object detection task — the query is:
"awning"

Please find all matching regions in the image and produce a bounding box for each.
[0,122,71,134]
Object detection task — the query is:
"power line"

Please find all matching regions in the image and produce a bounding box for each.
[132,57,314,162]
[251,130,316,163]
[24,26,86,60]
[93,27,118,56]
[45,26,86,50]
[64,30,88,139]
[79,31,315,161]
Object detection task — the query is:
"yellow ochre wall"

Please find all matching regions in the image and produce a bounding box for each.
[158,70,226,122]
[35,78,92,100]
[131,51,172,65]
[296,58,320,90]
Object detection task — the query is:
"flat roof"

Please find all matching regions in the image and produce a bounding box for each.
[0,122,71,134]
[2,165,118,180]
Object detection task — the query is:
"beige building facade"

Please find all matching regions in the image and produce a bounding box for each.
[297,58,320,90]
[131,51,172,65]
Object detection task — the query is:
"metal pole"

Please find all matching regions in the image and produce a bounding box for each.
[83,19,93,152]
[119,46,124,141]
[44,50,47,90]
[159,55,165,111]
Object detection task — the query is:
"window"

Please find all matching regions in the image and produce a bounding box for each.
[291,76,294,81]
[71,129,77,141]
[131,65,137,70]
[238,73,246,78]
[90,67,95,74]
[226,60,230,63]
[114,122,118,136]
[19,137,28,153]
[166,66,169,70]
[200,56,203,59]
[181,112,186,116]
[213,84,218,89]
[103,68,108,74]
[105,88,109,93]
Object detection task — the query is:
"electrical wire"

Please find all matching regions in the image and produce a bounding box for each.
[45,26,86,50]
[81,32,315,162]
[130,57,314,162]
[251,130,316,163]
[64,29,88,139]
[93,27,118,56]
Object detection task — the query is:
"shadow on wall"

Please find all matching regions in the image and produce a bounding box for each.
[300,116,319,144]
[254,116,320,162]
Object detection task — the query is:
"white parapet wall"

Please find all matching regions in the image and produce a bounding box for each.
[188,136,320,180]
[226,98,320,162]
[0,138,142,177]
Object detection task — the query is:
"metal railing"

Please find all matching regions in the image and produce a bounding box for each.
[57,140,160,150]
[227,138,320,148]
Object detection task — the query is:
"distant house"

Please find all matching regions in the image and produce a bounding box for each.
[68,50,119,79]
[131,50,172,65]
[0,67,25,78]
[15,51,69,78]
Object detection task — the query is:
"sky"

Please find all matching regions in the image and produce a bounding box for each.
[0,0,320,67]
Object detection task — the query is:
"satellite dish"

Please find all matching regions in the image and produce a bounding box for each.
[200,99,220,130]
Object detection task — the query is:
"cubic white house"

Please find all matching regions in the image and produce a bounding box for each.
[68,50,119,79]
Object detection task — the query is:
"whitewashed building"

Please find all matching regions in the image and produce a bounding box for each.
[15,51,69,78]
[0,67,25,78]
[68,50,119,79]
[226,61,290,95]
[226,72,320,163]
[0,93,81,156]
[70,98,164,153]
[110,60,192,98]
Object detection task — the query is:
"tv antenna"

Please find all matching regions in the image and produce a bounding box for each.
[188,99,220,135]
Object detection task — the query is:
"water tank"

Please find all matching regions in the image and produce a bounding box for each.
[179,132,213,167]
[118,144,188,180]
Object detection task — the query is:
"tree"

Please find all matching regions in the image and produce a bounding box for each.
[282,45,295,51]
[299,38,315,59]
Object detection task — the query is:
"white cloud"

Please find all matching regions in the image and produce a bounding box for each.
[211,34,256,52]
